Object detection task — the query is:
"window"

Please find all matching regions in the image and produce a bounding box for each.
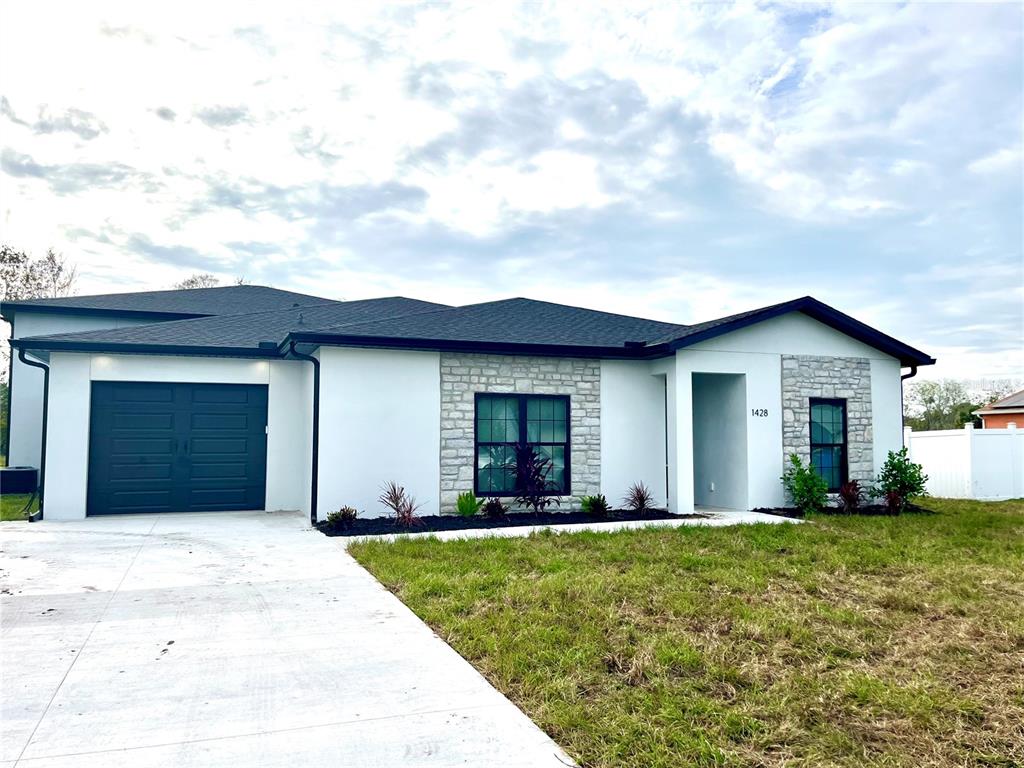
[475,393,570,496]
[809,398,847,491]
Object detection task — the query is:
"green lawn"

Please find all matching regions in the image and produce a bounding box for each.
[1,493,37,521]
[351,499,1024,768]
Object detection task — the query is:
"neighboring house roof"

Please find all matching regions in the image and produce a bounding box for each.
[0,284,338,319]
[973,389,1024,416]
[10,290,935,367]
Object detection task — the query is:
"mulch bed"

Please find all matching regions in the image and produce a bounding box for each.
[317,508,705,537]
[753,503,931,520]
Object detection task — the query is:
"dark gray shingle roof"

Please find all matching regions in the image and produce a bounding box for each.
[305,298,688,349]
[11,291,935,367]
[16,297,448,352]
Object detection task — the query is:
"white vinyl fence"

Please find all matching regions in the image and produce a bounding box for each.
[905,424,1024,501]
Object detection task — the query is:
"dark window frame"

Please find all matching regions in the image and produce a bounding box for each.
[808,397,848,492]
[473,392,572,497]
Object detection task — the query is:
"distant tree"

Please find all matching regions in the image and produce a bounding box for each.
[172,273,220,290]
[904,379,1020,430]
[904,380,975,430]
[1,245,78,457]
[1,245,78,386]
[1,245,77,302]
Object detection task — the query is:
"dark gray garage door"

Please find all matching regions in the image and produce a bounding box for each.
[87,382,268,515]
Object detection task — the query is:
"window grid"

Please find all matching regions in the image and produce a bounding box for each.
[475,393,571,497]
[809,398,847,492]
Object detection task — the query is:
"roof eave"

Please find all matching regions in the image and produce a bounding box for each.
[662,297,936,368]
[0,302,211,321]
[286,331,666,359]
[9,337,281,359]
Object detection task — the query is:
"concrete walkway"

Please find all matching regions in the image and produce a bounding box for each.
[341,508,800,545]
[0,511,574,767]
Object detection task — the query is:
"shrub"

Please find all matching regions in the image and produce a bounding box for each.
[875,447,928,514]
[324,506,358,531]
[455,491,484,517]
[482,497,508,518]
[378,481,424,528]
[580,494,610,516]
[837,480,864,514]
[780,453,828,514]
[512,443,561,514]
[623,482,655,512]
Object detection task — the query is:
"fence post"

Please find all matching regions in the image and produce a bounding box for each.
[1009,423,1021,499]
[963,422,975,498]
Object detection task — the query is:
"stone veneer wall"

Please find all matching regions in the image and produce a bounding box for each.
[439,353,600,512]
[781,355,873,484]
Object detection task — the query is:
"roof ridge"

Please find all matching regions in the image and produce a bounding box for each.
[467,296,689,329]
[312,301,462,333]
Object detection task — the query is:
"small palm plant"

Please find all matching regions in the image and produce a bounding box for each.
[378,481,424,528]
[623,482,655,513]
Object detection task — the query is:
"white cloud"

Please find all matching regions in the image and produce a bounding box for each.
[968,146,1022,175]
[0,1,1020,379]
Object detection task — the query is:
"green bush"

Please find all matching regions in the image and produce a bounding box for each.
[323,506,358,532]
[875,447,928,514]
[455,491,484,517]
[781,453,828,514]
[580,494,610,516]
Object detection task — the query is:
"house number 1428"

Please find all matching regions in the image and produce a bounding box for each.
[751,408,768,417]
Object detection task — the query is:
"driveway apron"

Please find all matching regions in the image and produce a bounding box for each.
[0,511,573,767]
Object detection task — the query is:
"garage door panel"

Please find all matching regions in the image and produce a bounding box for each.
[188,488,250,509]
[190,437,249,454]
[111,438,176,456]
[110,385,175,403]
[189,462,247,479]
[88,382,267,515]
[190,413,249,430]
[112,412,175,430]
[110,463,174,481]
[191,386,252,404]
[107,489,174,511]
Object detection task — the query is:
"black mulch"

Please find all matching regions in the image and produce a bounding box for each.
[753,503,931,520]
[317,508,706,537]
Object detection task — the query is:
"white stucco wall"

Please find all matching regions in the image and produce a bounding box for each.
[870,357,904,475]
[41,353,312,520]
[690,312,899,360]
[674,349,784,512]
[43,353,92,520]
[692,373,748,510]
[317,347,441,518]
[600,360,667,508]
[667,311,904,513]
[7,311,155,467]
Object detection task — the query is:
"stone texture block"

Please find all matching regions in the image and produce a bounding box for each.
[439,352,601,513]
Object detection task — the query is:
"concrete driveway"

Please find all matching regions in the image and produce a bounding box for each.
[0,511,573,767]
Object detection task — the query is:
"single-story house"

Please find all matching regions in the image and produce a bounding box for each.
[3,286,935,521]
[972,389,1024,429]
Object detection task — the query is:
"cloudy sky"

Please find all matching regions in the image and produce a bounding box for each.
[1,2,1021,379]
